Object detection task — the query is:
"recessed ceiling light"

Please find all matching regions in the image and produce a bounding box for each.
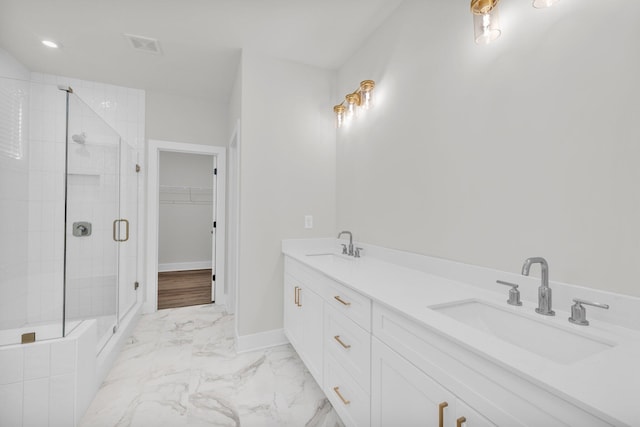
[41,40,59,49]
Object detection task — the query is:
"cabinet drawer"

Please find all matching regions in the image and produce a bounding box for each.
[324,352,370,427]
[324,279,371,332]
[324,304,371,392]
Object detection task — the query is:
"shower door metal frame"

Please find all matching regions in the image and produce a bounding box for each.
[60,85,72,337]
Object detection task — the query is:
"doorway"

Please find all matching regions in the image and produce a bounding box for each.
[157,151,215,309]
[145,140,226,314]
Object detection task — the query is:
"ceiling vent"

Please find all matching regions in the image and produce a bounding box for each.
[124,34,162,55]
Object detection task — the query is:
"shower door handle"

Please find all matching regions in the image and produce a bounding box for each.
[112,219,130,242]
[121,219,129,242]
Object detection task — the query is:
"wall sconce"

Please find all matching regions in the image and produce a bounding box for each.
[470,0,559,45]
[333,80,375,128]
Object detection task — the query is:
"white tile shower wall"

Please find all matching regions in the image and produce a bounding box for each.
[26,73,145,329]
[0,320,97,427]
[0,382,22,426]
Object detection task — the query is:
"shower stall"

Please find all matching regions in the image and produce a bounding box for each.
[0,75,141,425]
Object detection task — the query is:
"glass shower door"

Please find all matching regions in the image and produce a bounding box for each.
[118,140,138,319]
[64,93,120,348]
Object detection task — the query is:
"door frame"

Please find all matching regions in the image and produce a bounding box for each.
[226,120,240,317]
[145,139,226,313]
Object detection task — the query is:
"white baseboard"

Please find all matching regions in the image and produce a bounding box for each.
[158,261,212,272]
[236,328,289,353]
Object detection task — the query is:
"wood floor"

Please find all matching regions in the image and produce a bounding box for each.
[158,269,212,310]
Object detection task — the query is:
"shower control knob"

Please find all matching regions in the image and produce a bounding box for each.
[73,222,92,237]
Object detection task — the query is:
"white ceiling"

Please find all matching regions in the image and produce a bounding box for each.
[0,0,403,101]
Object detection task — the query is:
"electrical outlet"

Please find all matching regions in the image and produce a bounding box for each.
[304,215,313,229]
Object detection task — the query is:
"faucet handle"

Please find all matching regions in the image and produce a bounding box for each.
[354,247,363,258]
[496,280,523,306]
[340,244,348,254]
[568,298,609,326]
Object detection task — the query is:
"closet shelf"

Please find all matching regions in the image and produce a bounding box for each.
[159,185,213,205]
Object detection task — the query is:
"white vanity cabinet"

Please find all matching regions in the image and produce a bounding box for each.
[284,256,373,427]
[283,253,618,427]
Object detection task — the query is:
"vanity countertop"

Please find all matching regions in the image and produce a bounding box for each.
[283,239,640,426]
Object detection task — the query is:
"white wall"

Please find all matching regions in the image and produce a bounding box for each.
[158,151,214,269]
[236,52,336,336]
[146,90,228,147]
[336,0,640,296]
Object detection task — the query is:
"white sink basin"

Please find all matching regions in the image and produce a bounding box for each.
[305,253,354,263]
[430,299,615,364]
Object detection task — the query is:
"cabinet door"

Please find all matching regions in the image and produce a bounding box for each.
[284,275,302,349]
[372,337,456,427]
[298,285,323,383]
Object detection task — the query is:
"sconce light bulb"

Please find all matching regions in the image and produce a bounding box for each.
[345,93,360,121]
[473,9,501,45]
[359,80,376,110]
[334,105,346,128]
[532,0,559,8]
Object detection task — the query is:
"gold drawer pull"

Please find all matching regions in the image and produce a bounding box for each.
[295,287,301,307]
[294,286,299,305]
[333,386,350,405]
[334,295,351,306]
[334,335,351,349]
[438,402,448,427]
[456,416,467,427]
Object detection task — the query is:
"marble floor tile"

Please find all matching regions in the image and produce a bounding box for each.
[80,304,344,427]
